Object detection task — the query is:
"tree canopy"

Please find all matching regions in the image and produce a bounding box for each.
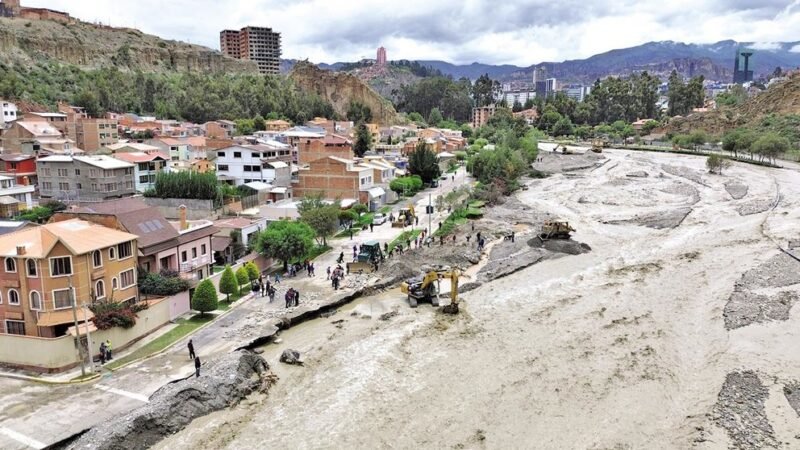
[408,141,441,184]
[191,279,218,316]
[218,265,239,301]
[354,122,372,157]
[255,220,315,269]
[298,194,340,246]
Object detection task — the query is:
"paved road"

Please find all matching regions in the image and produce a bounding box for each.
[0,167,471,450]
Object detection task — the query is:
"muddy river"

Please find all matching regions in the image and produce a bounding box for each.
[156,149,800,449]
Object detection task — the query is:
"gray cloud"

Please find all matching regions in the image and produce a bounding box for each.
[24,0,800,65]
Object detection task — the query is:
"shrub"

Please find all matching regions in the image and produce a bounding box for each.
[245,262,260,282]
[138,270,190,296]
[191,279,218,317]
[144,171,219,200]
[236,266,249,286]
[218,265,239,301]
[90,301,139,330]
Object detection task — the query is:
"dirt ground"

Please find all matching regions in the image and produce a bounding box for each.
[155,149,800,449]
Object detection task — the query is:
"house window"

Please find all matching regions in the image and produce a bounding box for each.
[109,247,116,260]
[5,320,25,335]
[95,280,105,299]
[42,182,52,190]
[217,151,225,158]
[181,251,187,263]
[77,183,82,189]
[26,259,36,277]
[139,175,150,183]
[5,257,16,273]
[59,182,70,191]
[233,152,242,158]
[244,165,252,172]
[75,169,81,175]
[192,248,197,259]
[117,241,132,259]
[112,277,118,290]
[8,289,19,305]
[119,269,135,289]
[29,291,41,310]
[52,288,74,309]
[197,269,204,280]
[42,168,51,176]
[217,165,229,171]
[50,256,73,277]
[92,250,102,268]
[57,168,68,177]
[201,244,207,255]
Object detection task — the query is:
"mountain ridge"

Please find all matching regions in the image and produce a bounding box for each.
[283,40,800,83]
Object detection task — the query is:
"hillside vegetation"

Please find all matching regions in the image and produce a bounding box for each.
[0,16,255,73]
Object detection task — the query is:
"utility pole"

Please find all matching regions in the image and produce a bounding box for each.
[427,193,432,236]
[83,303,95,373]
[69,276,86,377]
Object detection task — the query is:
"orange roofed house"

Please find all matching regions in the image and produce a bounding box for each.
[0,219,139,338]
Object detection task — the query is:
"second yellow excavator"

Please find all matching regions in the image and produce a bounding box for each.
[400,267,460,313]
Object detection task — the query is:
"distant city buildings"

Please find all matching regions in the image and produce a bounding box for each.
[733,48,754,84]
[471,105,496,128]
[219,26,282,75]
[562,84,591,102]
[377,46,387,66]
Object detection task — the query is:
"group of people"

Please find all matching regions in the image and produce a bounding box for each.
[98,339,113,364]
[328,264,346,290]
[188,339,201,377]
[286,260,316,278]
[284,287,301,308]
[252,276,277,303]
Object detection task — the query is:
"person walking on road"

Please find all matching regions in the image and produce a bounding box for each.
[268,285,276,303]
[285,288,294,308]
[326,266,331,280]
[188,339,196,360]
[105,340,113,360]
[370,223,374,232]
[99,341,107,364]
[194,356,201,378]
[294,289,300,307]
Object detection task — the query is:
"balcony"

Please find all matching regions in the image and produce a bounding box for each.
[178,255,210,279]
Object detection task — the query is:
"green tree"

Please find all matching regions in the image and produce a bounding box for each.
[352,203,368,215]
[472,74,500,107]
[218,265,239,302]
[428,107,444,127]
[407,111,426,125]
[722,128,758,159]
[706,154,731,174]
[253,115,266,131]
[523,98,535,110]
[191,279,218,317]
[537,106,563,133]
[752,132,790,164]
[551,117,574,137]
[245,261,260,282]
[338,209,358,229]
[236,266,249,287]
[354,122,372,157]
[512,101,523,113]
[234,118,255,136]
[298,193,339,246]
[408,140,441,184]
[575,125,593,140]
[346,101,373,122]
[255,220,315,270]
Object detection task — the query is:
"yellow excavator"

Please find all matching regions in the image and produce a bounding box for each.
[391,204,416,228]
[591,139,606,153]
[400,267,461,313]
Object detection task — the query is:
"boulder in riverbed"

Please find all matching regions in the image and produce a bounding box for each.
[280,349,303,365]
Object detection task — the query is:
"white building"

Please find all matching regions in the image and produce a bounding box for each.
[562,85,591,102]
[0,100,18,128]
[0,175,35,209]
[500,90,536,106]
[215,143,292,186]
[111,151,171,193]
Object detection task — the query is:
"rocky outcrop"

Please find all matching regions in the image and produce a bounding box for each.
[0,17,257,74]
[66,350,270,450]
[280,349,303,365]
[289,61,399,125]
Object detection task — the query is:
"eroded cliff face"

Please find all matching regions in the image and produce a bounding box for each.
[0,17,257,74]
[290,61,399,125]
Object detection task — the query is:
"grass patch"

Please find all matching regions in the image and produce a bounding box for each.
[212,265,225,274]
[105,314,215,370]
[378,205,392,214]
[303,245,331,261]
[434,208,469,237]
[335,227,359,238]
[465,207,483,218]
[388,229,422,252]
[468,200,486,208]
[356,212,375,227]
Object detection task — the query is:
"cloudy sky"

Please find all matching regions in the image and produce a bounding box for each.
[27,0,800,65]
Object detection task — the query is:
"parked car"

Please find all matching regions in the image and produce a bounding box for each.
[372,213,388,225]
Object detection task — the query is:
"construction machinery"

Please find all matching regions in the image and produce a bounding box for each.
[591,139,606,153]
[346,240,384,274]
[392,204,416,228]
[400,267,460,313]
[539,220,576,240]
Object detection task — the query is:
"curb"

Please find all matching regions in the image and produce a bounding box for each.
[105,292,256,373]
[0,293,257,385]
